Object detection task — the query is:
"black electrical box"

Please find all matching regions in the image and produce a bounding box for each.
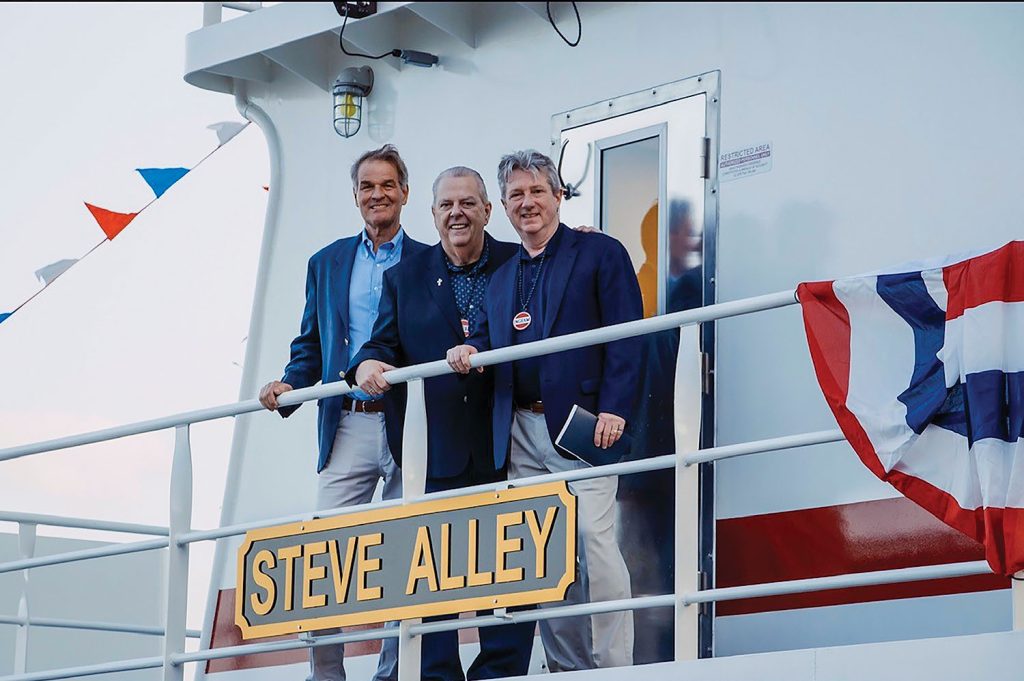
[333,2,377,19]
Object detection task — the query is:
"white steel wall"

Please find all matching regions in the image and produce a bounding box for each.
[204,0,1024,657]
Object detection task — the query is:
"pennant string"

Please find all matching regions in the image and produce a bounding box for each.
[1,119,251,329]
[5,238,105,319]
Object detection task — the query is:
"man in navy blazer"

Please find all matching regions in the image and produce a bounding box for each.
[447,150,642,672]
[349,167,535,680]
[258,145,426,681]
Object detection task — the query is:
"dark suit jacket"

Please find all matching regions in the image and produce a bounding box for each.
[470,224,643,469]
[278,232,428,472]
[349,234,519,478]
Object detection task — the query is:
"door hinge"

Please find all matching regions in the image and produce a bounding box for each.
[701,351,713,394]
[700,137,711,179]
[698,569,712,618]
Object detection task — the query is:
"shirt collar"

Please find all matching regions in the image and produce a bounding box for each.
[360,226,404,256]
[520,223,564,262]
[444,237,490,275]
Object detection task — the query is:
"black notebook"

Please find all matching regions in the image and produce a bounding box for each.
[554,404,633,467]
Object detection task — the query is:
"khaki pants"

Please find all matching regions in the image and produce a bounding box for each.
[308,410,401,681]
[509,409,634,672]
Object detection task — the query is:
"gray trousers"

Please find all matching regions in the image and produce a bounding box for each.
[308,410,402,681]
[509,410,634,672]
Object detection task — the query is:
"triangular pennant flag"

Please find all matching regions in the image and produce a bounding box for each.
[34,258,78,286]
[0,313,11,325]
[136,167,190,199]
[84,202,139,240]
[208,121,246,146]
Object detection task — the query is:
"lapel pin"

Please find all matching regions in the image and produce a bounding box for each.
[436,278,443,287]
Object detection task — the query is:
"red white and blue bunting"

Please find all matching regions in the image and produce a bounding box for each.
[0,121,252,326]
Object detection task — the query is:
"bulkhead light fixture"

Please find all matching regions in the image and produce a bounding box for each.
[332,65,374,138]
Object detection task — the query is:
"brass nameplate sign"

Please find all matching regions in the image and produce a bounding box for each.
[236,482,576,638]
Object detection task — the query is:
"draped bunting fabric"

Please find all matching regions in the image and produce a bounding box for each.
[798,241,1024,576]
[84,203,139,240]
[136,167,190,199]
[0,313,10,325]
[34,258,78,285]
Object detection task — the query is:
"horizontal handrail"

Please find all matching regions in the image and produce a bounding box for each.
[410,595,676,636]
[683,428,844,465]
[2,656,163,681]
[0,538,168,575]
[0,511,169,536]
[170,624,397,664]
[158,559,994,662]
[180,427,841,545]
[0,614,200,638]
[410,560,993,635]
[177,497,404,545]
[2,426,843,573]
[683,559,993,604]
[0,289,797,463]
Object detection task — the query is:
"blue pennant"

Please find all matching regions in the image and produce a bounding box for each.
[136,167,190,199]
[0,312,11,325]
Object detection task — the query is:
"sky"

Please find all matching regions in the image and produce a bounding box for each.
[0,2,269,633]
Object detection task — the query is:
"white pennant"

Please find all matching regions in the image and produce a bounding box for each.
[207,121,248,146]
[34,258,78,286]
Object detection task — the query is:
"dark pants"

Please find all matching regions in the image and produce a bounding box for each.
[416,463,537,681]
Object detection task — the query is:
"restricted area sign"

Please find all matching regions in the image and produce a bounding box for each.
[236,482,577,638]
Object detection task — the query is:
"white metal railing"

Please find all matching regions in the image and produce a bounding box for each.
[202,2,263,27]
[0,287,1010,681]
[0,513,198,677]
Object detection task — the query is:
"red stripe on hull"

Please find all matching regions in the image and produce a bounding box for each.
[716,496,1009,616]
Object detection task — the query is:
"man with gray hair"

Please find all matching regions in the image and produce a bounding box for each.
[258,144,428,681]
[447,150,643,670]
[348,165,535,680]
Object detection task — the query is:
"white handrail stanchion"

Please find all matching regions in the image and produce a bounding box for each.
[163,425,193,681]
[1014,571,1024,630]
[673,325,702,660]
[202,2,222,26]
[397,378,428,681]
[14,521,37,674]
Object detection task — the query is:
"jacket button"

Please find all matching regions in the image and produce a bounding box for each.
[463,396,468,403]
[344,338,349,345]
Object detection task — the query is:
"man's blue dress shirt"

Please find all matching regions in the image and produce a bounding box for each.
[348,227,405,401]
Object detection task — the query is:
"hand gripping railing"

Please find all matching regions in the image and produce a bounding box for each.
[0,287,1005,681]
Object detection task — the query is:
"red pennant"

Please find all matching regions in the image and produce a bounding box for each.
[84,202,139,240]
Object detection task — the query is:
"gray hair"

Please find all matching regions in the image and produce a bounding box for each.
[496,149,561,199]
[350,144,409,189]
[432,166,489,204]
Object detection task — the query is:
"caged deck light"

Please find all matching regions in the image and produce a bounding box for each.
[333,65,374,138]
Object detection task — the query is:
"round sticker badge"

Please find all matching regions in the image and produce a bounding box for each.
[513,311,532,331]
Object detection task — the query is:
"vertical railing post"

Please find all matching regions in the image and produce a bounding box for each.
[163,425,193,681]
[673,325,702,660]
[14,521,37,674]
[202,2,222,26]
[1014,572,1024,630]
[397,378,427,681]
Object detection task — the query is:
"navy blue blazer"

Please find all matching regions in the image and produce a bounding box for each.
[470,225,643,469]
[278,232,428,473]
[348,234,519,478]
